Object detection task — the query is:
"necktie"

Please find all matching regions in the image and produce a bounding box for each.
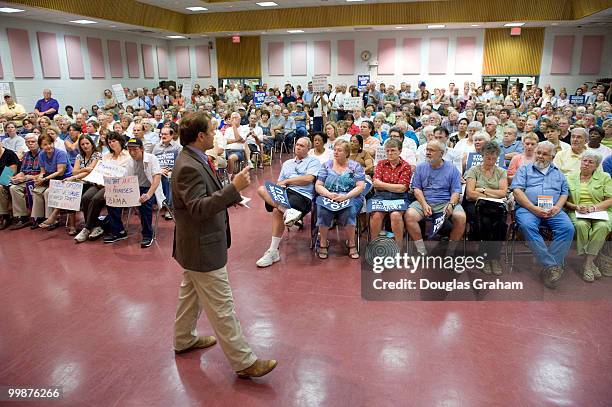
[207,155,217,172]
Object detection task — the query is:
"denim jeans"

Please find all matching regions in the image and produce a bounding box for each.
[108,186,156,239]
[161,175,172,207]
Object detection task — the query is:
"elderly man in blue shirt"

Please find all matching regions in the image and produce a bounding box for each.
[255,137,321,267]
[34,89,59,120]
[511,141,575,288]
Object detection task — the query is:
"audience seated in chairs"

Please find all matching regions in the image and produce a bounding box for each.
[564,152,612,281]
[0,143,20,229]
[368,138,412,248]
[349,134,374,177]
[405,140,466,258]
[507,132,538,183]
[464,141,509,275]
[315,139,366,260]
[224,112,247,175]
[553,127,589,175]
[256,137,321,267]
[308,132,332,164]
[510,141,574,288]
[152,126,182,220]
[103,137,164,248]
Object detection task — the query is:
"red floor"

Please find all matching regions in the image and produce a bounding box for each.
[1,163,612,406]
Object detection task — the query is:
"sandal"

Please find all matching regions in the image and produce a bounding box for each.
[318,241,329,259]
[68,227,78,236]
[39,221,59,230]
[348,245,359,259]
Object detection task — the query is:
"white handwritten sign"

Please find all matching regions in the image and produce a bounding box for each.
[104,176,141,207]
[84,161,126,186]
[374,146,387,164]
[181,82,192,99]
[312,75,328,93]
[343,97,363,110]
[112,84,127,104]
[47,180,84,211]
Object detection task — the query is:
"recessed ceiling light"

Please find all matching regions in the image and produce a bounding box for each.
[346,0,365,2]
[504,22,525,27]
[166,35,186,39]
[70,20,97,24]
[428,24,445,29]
[471,24,480,27]
[287,30,304,33]
[395,26,403,29]
[0,7,25,13]
[186,6,208,11]
[256,2,278,6]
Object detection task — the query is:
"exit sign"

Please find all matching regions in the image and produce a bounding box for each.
[510,27,521,36]
[232,36,240,43]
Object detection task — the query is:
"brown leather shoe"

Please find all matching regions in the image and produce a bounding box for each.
[174,336,217,354]
[236,359,278,379]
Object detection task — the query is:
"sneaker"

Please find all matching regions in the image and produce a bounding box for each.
[88,226,105,240]
[283,208,302,227]
[481,261,492,275]
[74,228,90,243]
[164,212,173,220]
[141,237,154,248]
[103,231,127,244]
[543,266,563,288]
[490,260,503,276]
[256,249,280,267]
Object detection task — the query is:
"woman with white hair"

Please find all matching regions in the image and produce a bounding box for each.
[462,131,491,173]
[454,120,481,157]
[565,151,612,281]
[553,127,589,175]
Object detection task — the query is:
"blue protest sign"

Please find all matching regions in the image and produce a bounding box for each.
[156,152,176,168]
[316,195,352,212]
[367,199,408,213]
[254,92,266,107]
[465,152,505,171]
[569,95,585,105]
[265,181,291,208]
[358,75,370,91]
[428,212,448,239]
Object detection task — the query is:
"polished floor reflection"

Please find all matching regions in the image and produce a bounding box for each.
[1,164,611,406]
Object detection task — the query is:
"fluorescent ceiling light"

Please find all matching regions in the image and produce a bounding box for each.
[70,20,97,24]
[287,30,304,33]
[166,35,186,39]
[256,2,278,6]
[346,0,365,2]
[395,26,403,29]
[471,24,480,27]
[0,7,25,13]
[504,22,525,27]
[428,24,445,29]
[186,6,208,11]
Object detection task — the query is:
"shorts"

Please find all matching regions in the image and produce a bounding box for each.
[408,201,464,218]
[265,188,312,214]
[226,149,245,161]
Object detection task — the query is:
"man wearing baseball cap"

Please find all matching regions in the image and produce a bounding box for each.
[0,94,27,128]
[103,137,165,248]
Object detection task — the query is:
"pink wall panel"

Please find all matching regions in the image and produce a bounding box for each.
[0,54,3,78]
[86,37,105,78]
[377,39,396,75]
[267,42,284,76]
[455,37,476,74]
[402,38,421,74]
[291,41,307,76]
[156,46,168,79]
[107,40,123,78]
[580,35,604,75]
[314,40,331,75]
[175,46,191,78]
[141,44,154,78]
[125,42,140,78]
[7,28,34,78]
[195,45,211,77]
[550,35,574,74]
[428,37,449,74]
[64,35,84,78]
[337,40,355,75]
[37,32,61,78]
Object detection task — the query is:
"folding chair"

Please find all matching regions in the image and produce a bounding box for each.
[125,199,167,242]
[506,210,553,273]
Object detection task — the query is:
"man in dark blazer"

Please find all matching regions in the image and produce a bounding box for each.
[171,111,277,379]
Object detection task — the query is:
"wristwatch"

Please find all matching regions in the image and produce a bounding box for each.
[449,202,456,209]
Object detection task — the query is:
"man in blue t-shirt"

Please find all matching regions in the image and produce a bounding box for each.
[405,140,465,257]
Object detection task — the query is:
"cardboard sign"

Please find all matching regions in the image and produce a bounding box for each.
[343,97,363,110]
[181,82,192,99]
[0,166,14,186]
[312,75,328,93]
[47,180,84,211]
[112,84,127,104]
[104,176,141,207]
[84,161,126,186]
[367,199,408,213]
[316,195,352,212]
[358,75,370,92]
[465,152,505,171]
[96,99,106,108]
[537,195,553,210]
[265,181,291,208]
[569,95,585,105]
[254,91,266,107]
[374,146,387,164]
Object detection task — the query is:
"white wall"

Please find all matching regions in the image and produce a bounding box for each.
[539,26,612,92]
[0,18,174,111]
[260,29,485,90]
[166,37,219,90]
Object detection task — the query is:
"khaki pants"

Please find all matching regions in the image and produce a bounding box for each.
[31,185,51,218]
[9,183,30,217]
[0,187,9,215]
[174,266,257,371]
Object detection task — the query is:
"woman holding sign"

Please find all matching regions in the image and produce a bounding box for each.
[369,138,412,248]
[315,140,366,259]
[565,152,612,281]
[44,135,102,236]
